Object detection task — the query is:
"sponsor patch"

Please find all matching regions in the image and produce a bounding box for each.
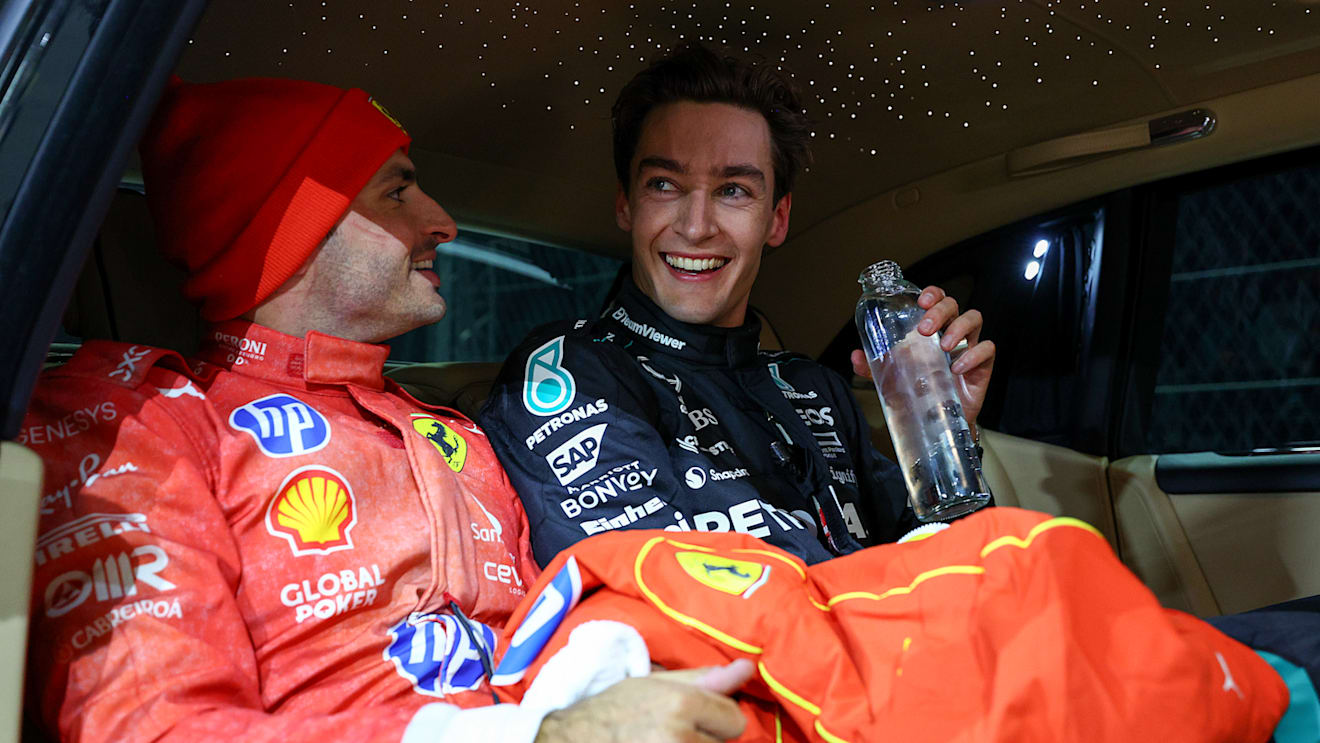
[666,498,807,539]
[385,614,497,697]
[212,331,267,365]
[580,495,666,535]
[266,466,358,556]
[40,453,140,516]
[813,430,847,458]
[491,557,583,686]
[410,414,468,472]
[19,402,117,446]
[108,346,150,382]
[683,467,708,489]
[767,362,794,392]
[524,398,608,449]
[71,598,182,650]
[675,551,770,598]
[230,393,330,457]
[280,564,384,623]
[559,467,659,517]
[545,423,607,485]
[44,544,175,618]
[611,307,687,350]
[523,336,576,417]
[35,513,150,567]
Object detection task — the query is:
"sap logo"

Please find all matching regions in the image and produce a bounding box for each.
[666,498,806,539]
[709,468,749,482]
[545,423,607,486]
[35,513,150,567]
[525,399,609,449]
[767,362,794,392]
[491,557,583,686]
[19,401,117,446]
[796,406,835,427]
[229,394,330,458]
[559,468,659,517]
[484,561,526,591]
[44,545,175,618]
[580,496,666,535]
[523,336,576,417]
[385,614,498,697]
[687,408,719,431]
[280,564,384,624]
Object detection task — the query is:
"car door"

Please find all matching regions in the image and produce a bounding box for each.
[0,1,205,740]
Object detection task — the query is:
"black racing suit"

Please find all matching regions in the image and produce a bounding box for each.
[479,277,919,567]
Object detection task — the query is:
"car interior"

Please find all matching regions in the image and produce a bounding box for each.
[3,2,1319,741]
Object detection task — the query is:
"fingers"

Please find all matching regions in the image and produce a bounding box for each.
[686,689,748,740]
[918,295,959,336]
[695,659,756,694]
[951,339,995,375]
[850,349,870,379]
[939,309,983,351]
[917,285,945,310]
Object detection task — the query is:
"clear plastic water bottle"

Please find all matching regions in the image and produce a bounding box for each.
[855,260,991,522]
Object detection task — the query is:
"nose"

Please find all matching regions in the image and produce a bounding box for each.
[673,192,718,244]
[415,186,458,245]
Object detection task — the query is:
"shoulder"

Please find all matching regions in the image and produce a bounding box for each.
[498,317,640,382]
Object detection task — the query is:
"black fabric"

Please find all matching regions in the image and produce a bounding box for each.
[1209,596,1320,695]
[480,276,918,567]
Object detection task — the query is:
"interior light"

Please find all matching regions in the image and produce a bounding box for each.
[1024,260,1041,280]
[1033,239,1049,258]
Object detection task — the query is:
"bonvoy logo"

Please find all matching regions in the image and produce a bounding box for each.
[523,337,577,416]
[611,307,687,350]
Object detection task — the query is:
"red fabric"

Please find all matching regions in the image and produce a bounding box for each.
[23,321,537,742]
[495,510,1287,742]
[140,77,411,321]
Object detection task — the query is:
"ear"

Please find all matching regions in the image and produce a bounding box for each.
[765,193,792,247]
[614,184,632,232]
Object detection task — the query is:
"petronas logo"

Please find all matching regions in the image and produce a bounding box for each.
[523,336,576,416]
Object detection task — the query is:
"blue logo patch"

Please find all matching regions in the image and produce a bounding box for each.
[229,394,330,458]
[384,614,498,697]
[491,556,583,686]
[522,336,576,417]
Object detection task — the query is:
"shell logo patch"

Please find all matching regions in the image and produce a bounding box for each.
[368,97,407,134]
[675,551,771,598]
[267,465,358,556]
[411,414,467,473]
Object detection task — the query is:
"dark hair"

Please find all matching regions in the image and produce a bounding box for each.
[611,43,812,203]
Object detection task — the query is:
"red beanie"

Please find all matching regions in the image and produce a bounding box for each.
[140,77,411,321]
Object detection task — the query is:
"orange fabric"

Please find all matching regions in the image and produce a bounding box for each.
[494,509,1287,742]
[23,321,537,742]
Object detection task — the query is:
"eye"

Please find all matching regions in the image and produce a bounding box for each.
[716,183,749,199]
[645,177,677,193]
[387,186,407,203]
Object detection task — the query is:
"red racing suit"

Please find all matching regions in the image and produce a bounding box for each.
[22,320,538,742]
[490,508,1288,742]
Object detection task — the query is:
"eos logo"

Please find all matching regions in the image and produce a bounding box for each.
[545,424,607,485]
[684,467,708,489]
[796,406,835,427]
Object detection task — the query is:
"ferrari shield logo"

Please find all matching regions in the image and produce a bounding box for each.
[411,414,468,473]
[675,552,770,598]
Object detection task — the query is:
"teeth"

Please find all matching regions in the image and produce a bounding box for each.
[664,255,728,272]
[412,259,433,270]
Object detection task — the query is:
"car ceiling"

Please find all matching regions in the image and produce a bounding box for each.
[178,0,1320,257]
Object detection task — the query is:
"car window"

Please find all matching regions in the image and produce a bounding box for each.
[387,230,622,363]
[1139,157,1320,455]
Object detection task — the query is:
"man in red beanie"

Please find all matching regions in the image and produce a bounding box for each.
[21,77,751,743]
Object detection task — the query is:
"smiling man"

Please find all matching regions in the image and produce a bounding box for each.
[481,43,996,567]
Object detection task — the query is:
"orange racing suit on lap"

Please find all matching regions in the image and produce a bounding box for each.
[22,320,538,742]
[489,508,1288,742]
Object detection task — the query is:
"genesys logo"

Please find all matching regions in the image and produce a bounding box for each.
[19,401,117,446]
[386,614,497,697]
[35,512,151,567]
[411,413,468,473]
[44,544,175,618]
[266,466,358,556]
[523,336,576,417]
[230,394,330,457]
[545,423,607,485]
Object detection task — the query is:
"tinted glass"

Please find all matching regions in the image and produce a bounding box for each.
[388,230,621,363]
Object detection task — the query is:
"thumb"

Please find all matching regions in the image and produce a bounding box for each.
[694,658,756,695]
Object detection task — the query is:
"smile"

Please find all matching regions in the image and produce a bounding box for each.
[663,254,728,273]
[412,259,434,270]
